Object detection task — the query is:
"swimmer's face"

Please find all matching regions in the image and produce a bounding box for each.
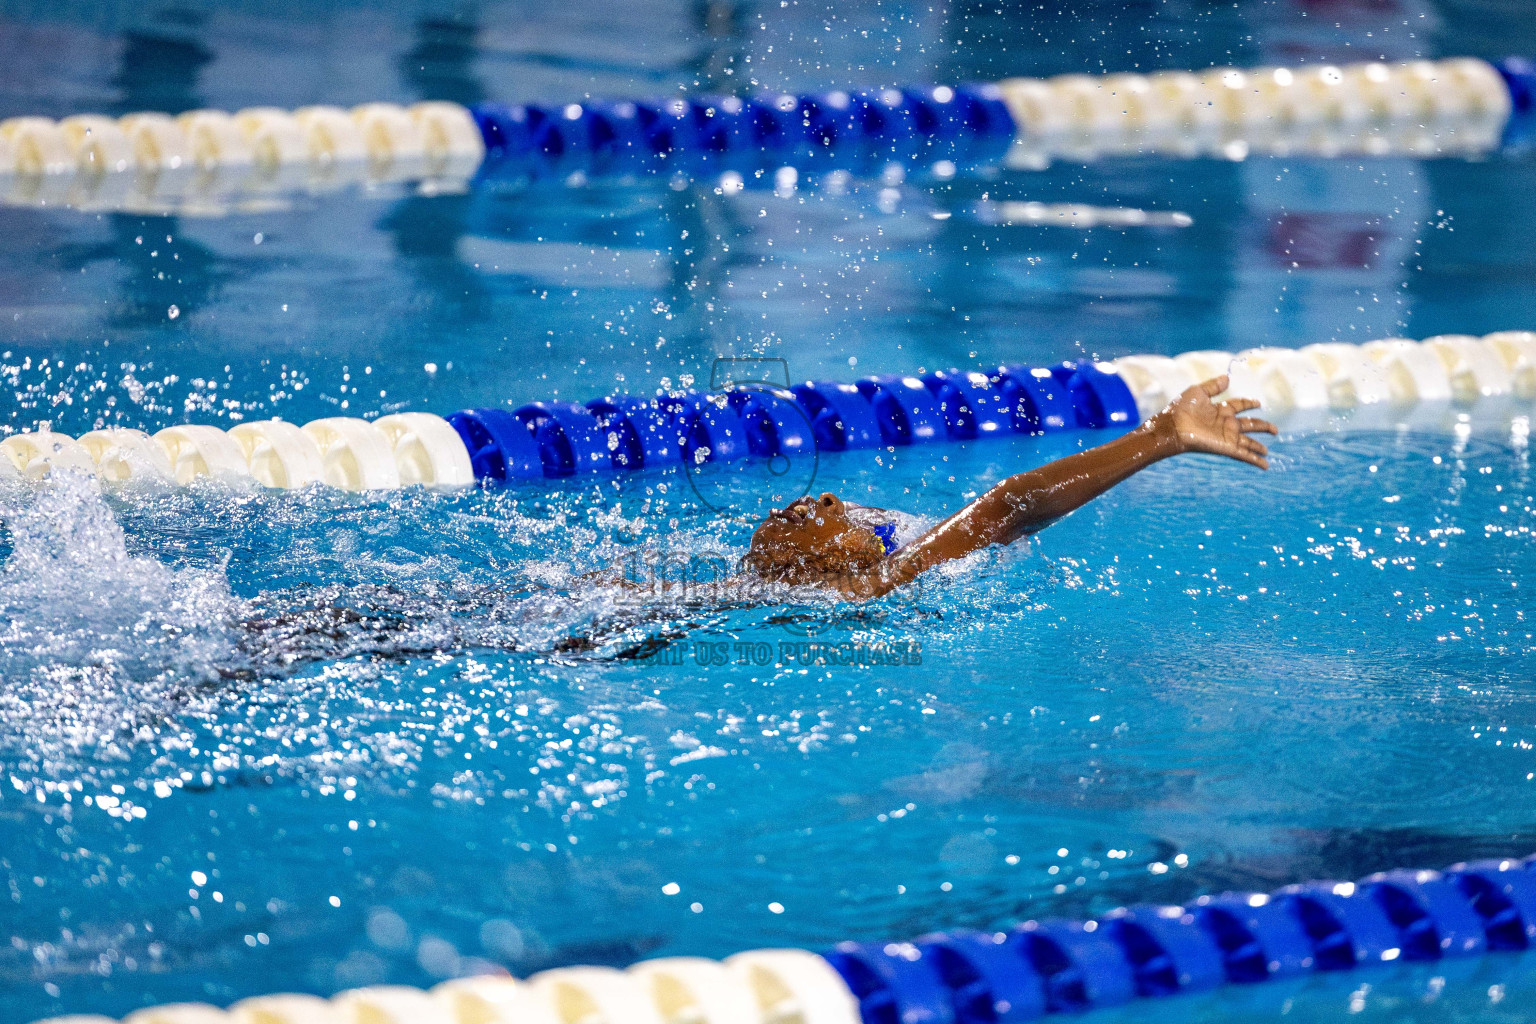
[746,492,889,581]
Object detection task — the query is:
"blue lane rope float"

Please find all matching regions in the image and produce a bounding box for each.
[727,387,816,462]
[445,407,545,483]
[32,854,1536,1024]
[813,858,1536,1024]
[1499,57,1536,122]
[470,83,1017,180]
[2,57,1534,215]
[451,360,1134,481]
[7,332,1536,490]
[431,361,1131,483]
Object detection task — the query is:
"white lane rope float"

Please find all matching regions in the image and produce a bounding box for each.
[0,101,484,214]
[29,947,860,1024]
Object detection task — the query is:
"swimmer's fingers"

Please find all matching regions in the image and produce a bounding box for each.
[1235,435,1270,469]
[1241,435,1269,458]
[1223,397,1262,414]
[1199,375,1230,398]
[1236,416,1278,435]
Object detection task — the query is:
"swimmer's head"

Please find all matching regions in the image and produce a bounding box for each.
[745,493,895,582]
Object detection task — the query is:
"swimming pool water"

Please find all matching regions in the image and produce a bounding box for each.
[5,1,1536,1022]
[6,430,1536,1020]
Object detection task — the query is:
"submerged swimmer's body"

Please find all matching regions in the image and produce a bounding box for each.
[232,376,1272,670]
[742,376,1276,599]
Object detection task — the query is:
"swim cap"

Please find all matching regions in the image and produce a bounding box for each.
[845,503,900,554]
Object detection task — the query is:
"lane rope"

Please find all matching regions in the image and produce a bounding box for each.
[0,57,1531,215]
[4,331,1535,492]
[30,853,1536,1023]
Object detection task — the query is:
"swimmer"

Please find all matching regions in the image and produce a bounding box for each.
[223,376,1272,671]
[744,376,1276,600]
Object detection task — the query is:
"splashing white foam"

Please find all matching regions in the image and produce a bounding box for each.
[0,472,235,762]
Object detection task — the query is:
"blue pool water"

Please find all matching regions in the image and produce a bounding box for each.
[5,1,1536,1022]
[8,430,1536,1022]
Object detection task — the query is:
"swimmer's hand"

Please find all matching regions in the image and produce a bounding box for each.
[1156,375,1276,470]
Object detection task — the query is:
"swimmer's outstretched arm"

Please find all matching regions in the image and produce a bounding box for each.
[851,376,1275,599]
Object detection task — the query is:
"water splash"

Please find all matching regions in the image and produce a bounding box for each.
[0,473,236,765]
